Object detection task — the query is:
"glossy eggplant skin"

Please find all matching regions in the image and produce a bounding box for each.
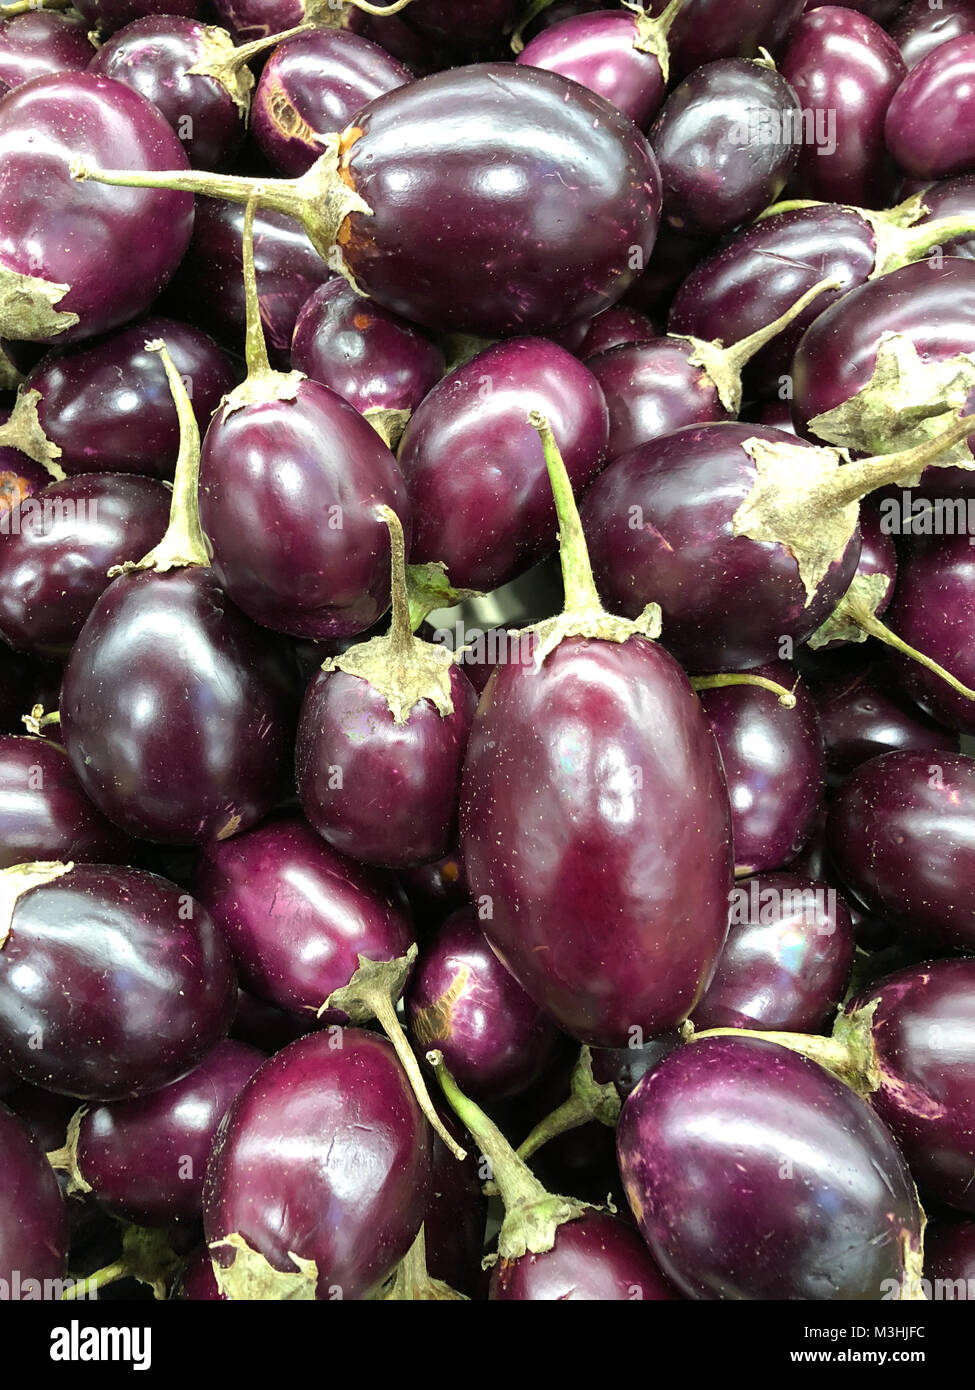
[667,206,877,401]
[886,36,975,180]
[406,908,563,1100]
[649,59,800,238]
[338,64,662,336]
[700,662,826,876]
[0,11,94,90]
[580,423,860,672]
[0,736,133,871]
[77,1,204,34]
[888,531,975,734]
[817,661,958,776]
[191,815,413,1021]
[199,381,411,641]
[291,279,445,420]
[828,749,975,953]
[424,1122,487,1298]
[60,567,299,845]
[517,11,668,131]
[781,6,906,208]
[0,1100,68,1290]
[398,339,609,591]
[646,0,805,82]
[0,73,193,345]
[617,1035,924,1301]
[253,27,410,178]
[19,317,238,479]
[460,634,733,1047]
[74,1040,265,1226]
[0,474,171,658]
[693,872,855,1033]
[203,1027,432,1301]
[0,865,237,1100]
[491,1212,679,1301]
[850,958,975,1215]
[893,0,975,72]
[296,664,478,869]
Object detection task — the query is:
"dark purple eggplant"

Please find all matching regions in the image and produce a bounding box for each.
[693,871,855,1033]
[886,35,975,179]
[77,0,205,34]
[422,1120,487,1298]
[0,73,193,344]
[252,26,411,177]
[893,0,975,72]
[0,735,134,870]
[0,474,170,658]
[174,1245,225,1300]
[649,58,800,238]
[781,6,905,208]
[62,1040,265,1226]
[460,414,732,1047]
[398,338,608,591]
[296,508,478,866]
[590,1031,683,1100]
[59,341,299,845]
[290,278,444,447]
[0,862,236,1099]
[0,317,238,479]
[0,9,94,89]
[575,304,659,359]
[0,1099,68,1291]
[617,1034,924,1300]
[75,63,663,338]
[203,1027,432,1300]
[828,748,975,953]
[888,530,975,733]
[406,907,563,1100]
[644,0,806,82]
[924,1220,975,1295]
[397,850,469,929]
[816,660,959,776]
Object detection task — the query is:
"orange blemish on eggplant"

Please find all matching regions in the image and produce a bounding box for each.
[411,965,470,1046]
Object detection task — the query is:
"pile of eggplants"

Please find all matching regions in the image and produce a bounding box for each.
[1,0,975,1307]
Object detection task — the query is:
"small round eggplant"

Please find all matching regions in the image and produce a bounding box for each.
[886,35,975,180]
[0,10,95,90]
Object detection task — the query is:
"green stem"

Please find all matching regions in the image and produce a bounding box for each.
[22,703,61,736]
[69,160,307,222]
[880,213,975,275]
[754,198,823,220]
[62,1262,126,1299]
[508,0,556,53]
[830,411,975,508]
[689,673,797,708]
[717,277,840,376]
[528,411,603,617]
[381,1225,468,1301]
[218,22,315,72]
[381,504,415,655]
[846,600,975,703]
[241,193,273,383]
[515,1047,620,1165]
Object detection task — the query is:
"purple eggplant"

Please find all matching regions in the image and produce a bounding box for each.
[649,58,800,238]
[0,474,170,658]
[65,1040,265,1226]
[59,341,299,845]
[398,338,609,591]
[590,1031,683,1100]
[290,278,444,446]
[781,6,906,208]
[643,0,805,82]
[460,414,732,1046]
[0,10,95,89]
[618,1034,924,1300]
[0,317,238,480]
[75,63,663,338]
[698,663,825,875]
[0,862,236,1099]
[0,735,133,870]
[252,26,411,177]
[0,73,193,345]
[406,907,563,1100]
[76,1,205,34]
[198,202,410,640]
[423,1122,488,1298]
[575,304,659,359]
[165,198,332,366]
[893,0,975,72]
[925,1220,975,1294]
[203,1027,432,1301]
[516,2,683,130]
[0,1099,68,1291]
[828,748,975,953]
[693,871,855,1033]
[886,35,975,180]
[816,660,959,777]
[296,508,478,866]
[408,0,518,46]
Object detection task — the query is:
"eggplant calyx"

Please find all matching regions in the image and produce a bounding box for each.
[0,261,79,344]
[516,1046,620,1165]
[326,507,459,723]
[64,1225,184,1301]
[808,334,975,459]
[189,22,318,118]
[22,704,62,737]
[381,1226,469,1301]
[0,388,63,478]
[363,405,411,450]
[898,1209,928,1302]
[45,1107,92,1199]
[109,341,210,576]
[428,1049,591,1261]
[0,860,73,949]
[524,411,661,665]
[209,1232,319,1301]
[628,0,684,84]
[405,560,483,633]
[323,950,467,1161]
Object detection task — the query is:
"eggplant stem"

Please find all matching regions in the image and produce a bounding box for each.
[363,989,466,1160]
[515,1047,620,1165]
[241,193,273,382]
[529,411,603,618]
[61,1261,126,1299]
[831,411,975,508]
[689,673,797,708]
[720,277,841,374]
[846,600,975,703]
[217,21,315,72]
